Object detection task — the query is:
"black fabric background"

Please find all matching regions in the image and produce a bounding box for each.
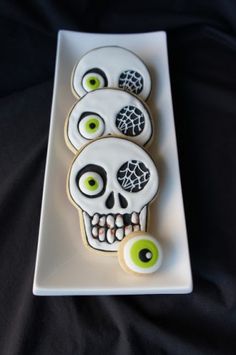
[0,1,236,354]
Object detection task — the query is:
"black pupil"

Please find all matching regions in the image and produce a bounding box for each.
[89,179,96,186]
[90,79,96,85]
[139,248,152,262]
[89,123,96,129]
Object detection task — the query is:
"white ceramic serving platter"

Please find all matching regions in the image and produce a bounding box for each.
[33,30,192,295]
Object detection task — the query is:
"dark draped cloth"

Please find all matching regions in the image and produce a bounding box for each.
[0,1,235,354]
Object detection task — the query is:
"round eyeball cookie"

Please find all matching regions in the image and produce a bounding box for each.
[65,88,153,153]
[72,46,152,100]
[118,232,163,274]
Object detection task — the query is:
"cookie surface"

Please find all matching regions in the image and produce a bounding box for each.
[67,137,159,252]
[65,88,153,153]
[118,232,163,274]
[72,46,152,100]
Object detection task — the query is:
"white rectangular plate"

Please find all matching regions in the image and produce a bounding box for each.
[33,30,192,295]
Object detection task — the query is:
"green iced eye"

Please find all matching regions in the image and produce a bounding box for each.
[121,233,162,274]
[78,171,104,196]
[85,117,100,133]
[78,114,105,140]
[84,176,99,191]
[82,71,106,92]
[130,239,158,268]
[85,76,101,90]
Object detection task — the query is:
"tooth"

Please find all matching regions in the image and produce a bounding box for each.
[92,214,99,225]
[125,225,133,236]
[140,206,147,230]
[116,228,124,240]
[131,212,139,224]
[92,226,98,237]
[107,229,115,244]
[98,228,105,241]
[99,216,105,227]
[133,224,140,232]
[115,214,124,227]
[106,215,115,228]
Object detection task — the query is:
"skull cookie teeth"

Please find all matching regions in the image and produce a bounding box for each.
[68,137,159,252]
[88,212,143,242]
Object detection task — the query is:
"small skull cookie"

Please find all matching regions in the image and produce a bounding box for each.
[67,136,159,253]
[65,88,153,153]
[72,46,152,100]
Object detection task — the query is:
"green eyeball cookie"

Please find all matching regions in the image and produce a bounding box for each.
[118,232,162,274]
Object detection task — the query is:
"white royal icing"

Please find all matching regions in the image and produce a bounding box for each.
[67,88,153,152]
[68,137,158,252]
[72,46,151,100]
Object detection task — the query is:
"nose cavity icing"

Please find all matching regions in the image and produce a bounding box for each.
[118,193,128,208]
[105,191,115,209]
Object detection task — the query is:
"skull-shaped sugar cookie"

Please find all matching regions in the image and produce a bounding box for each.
[72,46,151,100]
[65,88,153,153]
[68,137,158,252]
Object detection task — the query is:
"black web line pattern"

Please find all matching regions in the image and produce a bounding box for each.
[118,70,143,95]
[116,105,145,136]
[117,160,150,193]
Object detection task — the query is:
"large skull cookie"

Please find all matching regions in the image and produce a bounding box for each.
[72,46,151,100]
[68,137,158,252]
[65,88,153,153]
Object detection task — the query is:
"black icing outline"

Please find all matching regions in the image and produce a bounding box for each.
[76,164,107,198]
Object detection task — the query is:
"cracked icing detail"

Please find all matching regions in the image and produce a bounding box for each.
[118,70,144,95]
[72,46,151,100]
[117,160,150,193]
[116,105,145,137]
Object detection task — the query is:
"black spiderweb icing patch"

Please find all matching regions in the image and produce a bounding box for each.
[116,106,145,136]
[118,70,143,95]
[117,160,150,192]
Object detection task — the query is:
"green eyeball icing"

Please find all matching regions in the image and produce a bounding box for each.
[82,72,105,92]
[121,233,162,274]
[85,76,101,90]
[130,239,158,268]
[83,176,99,191]
[78,114,105,140]
[78,171,104,196]
[85,117,100,133]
